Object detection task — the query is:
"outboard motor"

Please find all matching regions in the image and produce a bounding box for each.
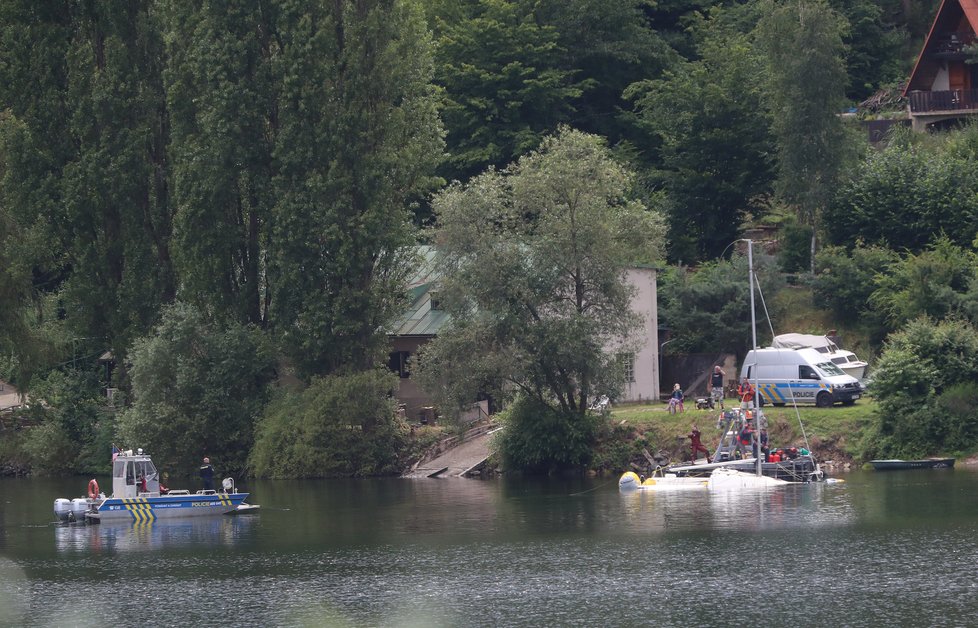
[54,498,72,522]
[70,498,89,522]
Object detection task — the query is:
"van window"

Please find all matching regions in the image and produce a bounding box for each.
[744,365,752,379]
[799,365,820,380]
[816,361,845,376]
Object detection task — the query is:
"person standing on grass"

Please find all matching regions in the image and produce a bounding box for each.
[710,365,726,409]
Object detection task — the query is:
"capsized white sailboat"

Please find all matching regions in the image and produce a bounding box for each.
[707,467,788,489]
[618,470,708,491]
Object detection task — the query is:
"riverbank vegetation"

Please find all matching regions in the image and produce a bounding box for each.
[4,0,978,477]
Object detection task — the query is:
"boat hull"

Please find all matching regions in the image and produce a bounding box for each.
[88,493,249,522]
[618,471,707,491]
[870,458,955,470]
[668,456,823,483]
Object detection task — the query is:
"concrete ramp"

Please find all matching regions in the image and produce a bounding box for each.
[403,425,499,478]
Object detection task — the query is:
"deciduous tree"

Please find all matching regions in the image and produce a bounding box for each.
[417,128,665,435]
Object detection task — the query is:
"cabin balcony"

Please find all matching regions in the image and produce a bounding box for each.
[908,89,978,113]
[931,32,976,59]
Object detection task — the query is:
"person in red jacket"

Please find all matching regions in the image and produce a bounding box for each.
[689,424,711,463]
[738,378,755,411]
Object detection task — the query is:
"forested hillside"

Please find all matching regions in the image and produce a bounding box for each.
[2,0,975,474]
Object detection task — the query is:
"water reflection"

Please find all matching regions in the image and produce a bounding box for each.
[616,482,855,533]
[54,516,256,554]
[4,471,978,626]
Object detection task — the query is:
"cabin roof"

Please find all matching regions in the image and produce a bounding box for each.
[905,0,978,94]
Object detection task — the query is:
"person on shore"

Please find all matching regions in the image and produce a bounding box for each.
[689,424,711,463]
[738,378,755,411]
[710,366,726,409]
[669,383,685,413]
[200,457,214,491]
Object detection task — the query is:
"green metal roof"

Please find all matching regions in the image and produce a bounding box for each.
[390,247,450,337]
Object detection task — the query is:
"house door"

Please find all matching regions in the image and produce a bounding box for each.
[949,62,969,107]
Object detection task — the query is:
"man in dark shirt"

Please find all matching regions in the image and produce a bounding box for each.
[710,365,726,409]
[200,457,214,491]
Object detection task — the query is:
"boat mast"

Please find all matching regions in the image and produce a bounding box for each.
[747,239,762,478]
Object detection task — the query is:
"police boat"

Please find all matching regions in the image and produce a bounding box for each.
[54,449,259,524]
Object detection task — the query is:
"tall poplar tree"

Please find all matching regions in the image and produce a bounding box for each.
[0,1,75,384]
[164,0,278,327]
[271,0,443,377]
[59,0,174,361]
[755,0,850,271]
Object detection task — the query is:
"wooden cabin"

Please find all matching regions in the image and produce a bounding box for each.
[905,0,978,130]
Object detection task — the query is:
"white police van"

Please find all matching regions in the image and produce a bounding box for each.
[740,347,863,407]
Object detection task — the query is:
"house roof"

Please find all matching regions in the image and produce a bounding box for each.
[904,0,978,94]
[389,247,450,337]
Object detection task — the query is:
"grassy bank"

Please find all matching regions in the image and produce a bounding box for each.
[605,398,877,471]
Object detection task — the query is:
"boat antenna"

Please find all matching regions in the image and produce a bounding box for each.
[747,239,762,478]
[751,244,815,456]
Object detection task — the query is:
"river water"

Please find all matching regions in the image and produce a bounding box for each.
[1,468,976,627]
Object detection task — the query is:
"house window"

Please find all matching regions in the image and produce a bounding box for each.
[387,351,411,378]
[429,292,442,310]
[618,353,635,383]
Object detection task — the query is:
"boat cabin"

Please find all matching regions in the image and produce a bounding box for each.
[112,451,162,498]
[905,0,978,130]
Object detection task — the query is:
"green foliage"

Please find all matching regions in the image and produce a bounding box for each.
[778,221,813,273]
[495,396,597,474]
[249,369,408,478]
[830,0,909,101]
[868,318,978,457]
[813,243,898,328]
[627,16,775,263]
[826,138,978,252]
[870,237,977,330]
[418,127,665,421]
[117,302,274,476]
[429,0,584,182]
[165,0,276,326]
[59,1,176,357]
[755,0,850,245]
[658,252,784,356]
[590,420,650,474]
[269,0,443,378]
[21,421,76,476]
[14,368,106,474]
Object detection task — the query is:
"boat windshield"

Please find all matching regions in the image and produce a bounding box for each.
[816,361,846,376]
[135,460,158,481]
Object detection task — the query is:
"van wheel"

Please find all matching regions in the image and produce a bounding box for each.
[815,392,832,408]
[773,402,785,407]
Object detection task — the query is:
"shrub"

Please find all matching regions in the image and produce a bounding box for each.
[868,318,978,457]
[495,396,597,474]
[250,369,409,478]
[117,302,274,476]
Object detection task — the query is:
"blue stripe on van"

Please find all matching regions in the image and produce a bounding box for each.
[758,382,829,403]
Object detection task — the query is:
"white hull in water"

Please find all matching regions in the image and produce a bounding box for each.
[618,471,707,491]
[707,468,789,489]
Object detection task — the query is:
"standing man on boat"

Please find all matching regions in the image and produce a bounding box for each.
[710,366,726,409]
[200,457,214,491]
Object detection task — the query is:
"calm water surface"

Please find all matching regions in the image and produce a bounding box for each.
[2,468,977,627]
